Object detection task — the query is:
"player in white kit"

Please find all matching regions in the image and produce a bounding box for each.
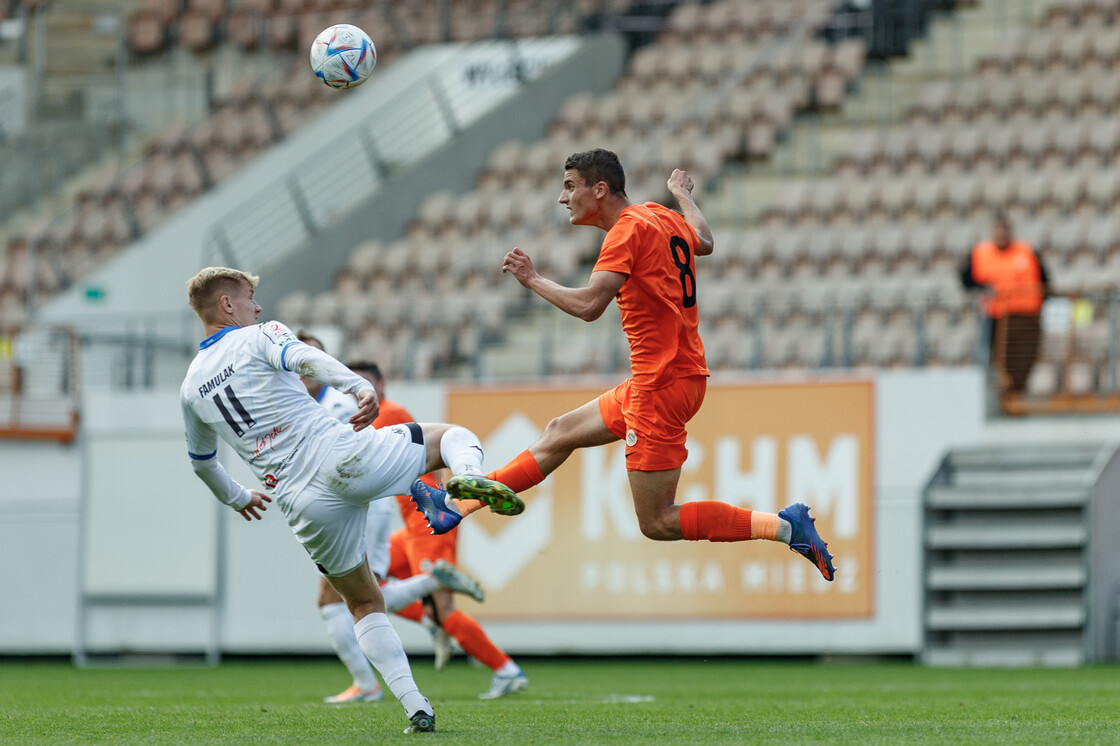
[180,267,515,735]
[296,332,482,705]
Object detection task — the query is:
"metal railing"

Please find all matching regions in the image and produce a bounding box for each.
[0,325,80,441]
[480,287,1120,406]
[11,287,1120,423]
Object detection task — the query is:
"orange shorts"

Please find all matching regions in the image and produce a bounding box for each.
[597,374,707,471]
[388,528,457,579]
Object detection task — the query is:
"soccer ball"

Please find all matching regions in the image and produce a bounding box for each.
[310,24,377,89]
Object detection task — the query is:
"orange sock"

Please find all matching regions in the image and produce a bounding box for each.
[459,449,544,517]
[489,449,546,492]
[394,600,425,623]
[441,610,510,672]
[679,502,777,542]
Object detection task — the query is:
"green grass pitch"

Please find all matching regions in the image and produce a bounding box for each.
[3,657,1120,744]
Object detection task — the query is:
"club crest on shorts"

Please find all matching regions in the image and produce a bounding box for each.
[264,474,278,489]
[625,429,637,447]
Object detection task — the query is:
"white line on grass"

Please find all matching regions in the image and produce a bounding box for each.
[457,694,655,707]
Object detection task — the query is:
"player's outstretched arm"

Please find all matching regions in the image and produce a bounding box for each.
[277,338,377,428]
[667,169,714,256]
[503,248,625,321]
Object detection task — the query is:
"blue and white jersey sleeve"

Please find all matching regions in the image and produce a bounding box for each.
[257,320,303,371]
[182,390,218,461]
[259,321,370,396]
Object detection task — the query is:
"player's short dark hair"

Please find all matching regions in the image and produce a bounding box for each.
[296,330,324,349]
[565,149,627,197]
[347,360,383,381]
[992,211,1011,231]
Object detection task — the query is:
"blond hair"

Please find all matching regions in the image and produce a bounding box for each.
[187,267,260,322]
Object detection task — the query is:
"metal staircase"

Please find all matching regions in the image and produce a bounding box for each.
[922,441,1120,666]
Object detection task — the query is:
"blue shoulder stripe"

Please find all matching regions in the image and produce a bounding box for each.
[280,340,302,371]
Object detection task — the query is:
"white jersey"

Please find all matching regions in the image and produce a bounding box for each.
[180,321,370,502]
[315,385,359,423]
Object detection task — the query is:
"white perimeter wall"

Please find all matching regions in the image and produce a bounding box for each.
[5,367,1106,657]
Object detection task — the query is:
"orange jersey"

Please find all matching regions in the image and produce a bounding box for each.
[388,528,456,578]
[593,202,709,389]
[373,398,413,429]
[970,240,1045,317]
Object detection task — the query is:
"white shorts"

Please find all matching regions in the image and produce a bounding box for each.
[284,422,425,576]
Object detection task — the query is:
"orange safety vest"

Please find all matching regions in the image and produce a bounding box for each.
[970,240,1044,317]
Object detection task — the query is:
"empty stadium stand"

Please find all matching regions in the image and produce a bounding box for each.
[0,1,654,328]
[270,0,869,380]
[5,0,1120,418]
[698,0,1120,411]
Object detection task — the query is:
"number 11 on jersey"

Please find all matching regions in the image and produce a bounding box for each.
[214,384,255,437]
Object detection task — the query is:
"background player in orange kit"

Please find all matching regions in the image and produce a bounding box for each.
[354,361,529,700]
[411,150,836,583]
[295,335,486,705]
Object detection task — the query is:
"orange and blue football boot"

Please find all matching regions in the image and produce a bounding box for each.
[410,479,462,535]
[778,502,836,582]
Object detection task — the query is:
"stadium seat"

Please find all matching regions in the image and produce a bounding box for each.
[127,11,167,55]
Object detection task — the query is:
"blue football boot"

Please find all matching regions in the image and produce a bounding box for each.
[778,502,836,582]
[410,479,462,535]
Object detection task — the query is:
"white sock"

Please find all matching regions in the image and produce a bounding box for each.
[381,574,442,611]
[495,659,520,677]
[319,602,379,692]
[777,519,792,544]
[439,425,485,475]
[354,612,432,716]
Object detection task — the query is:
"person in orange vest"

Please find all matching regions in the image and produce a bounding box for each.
[959,213,1050,393]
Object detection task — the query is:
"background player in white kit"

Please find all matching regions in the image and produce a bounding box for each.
[296,331,482,705]
[180,267,515,734]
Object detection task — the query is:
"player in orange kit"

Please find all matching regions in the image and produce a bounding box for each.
[353,361,529,699]
[411,150,836,582]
